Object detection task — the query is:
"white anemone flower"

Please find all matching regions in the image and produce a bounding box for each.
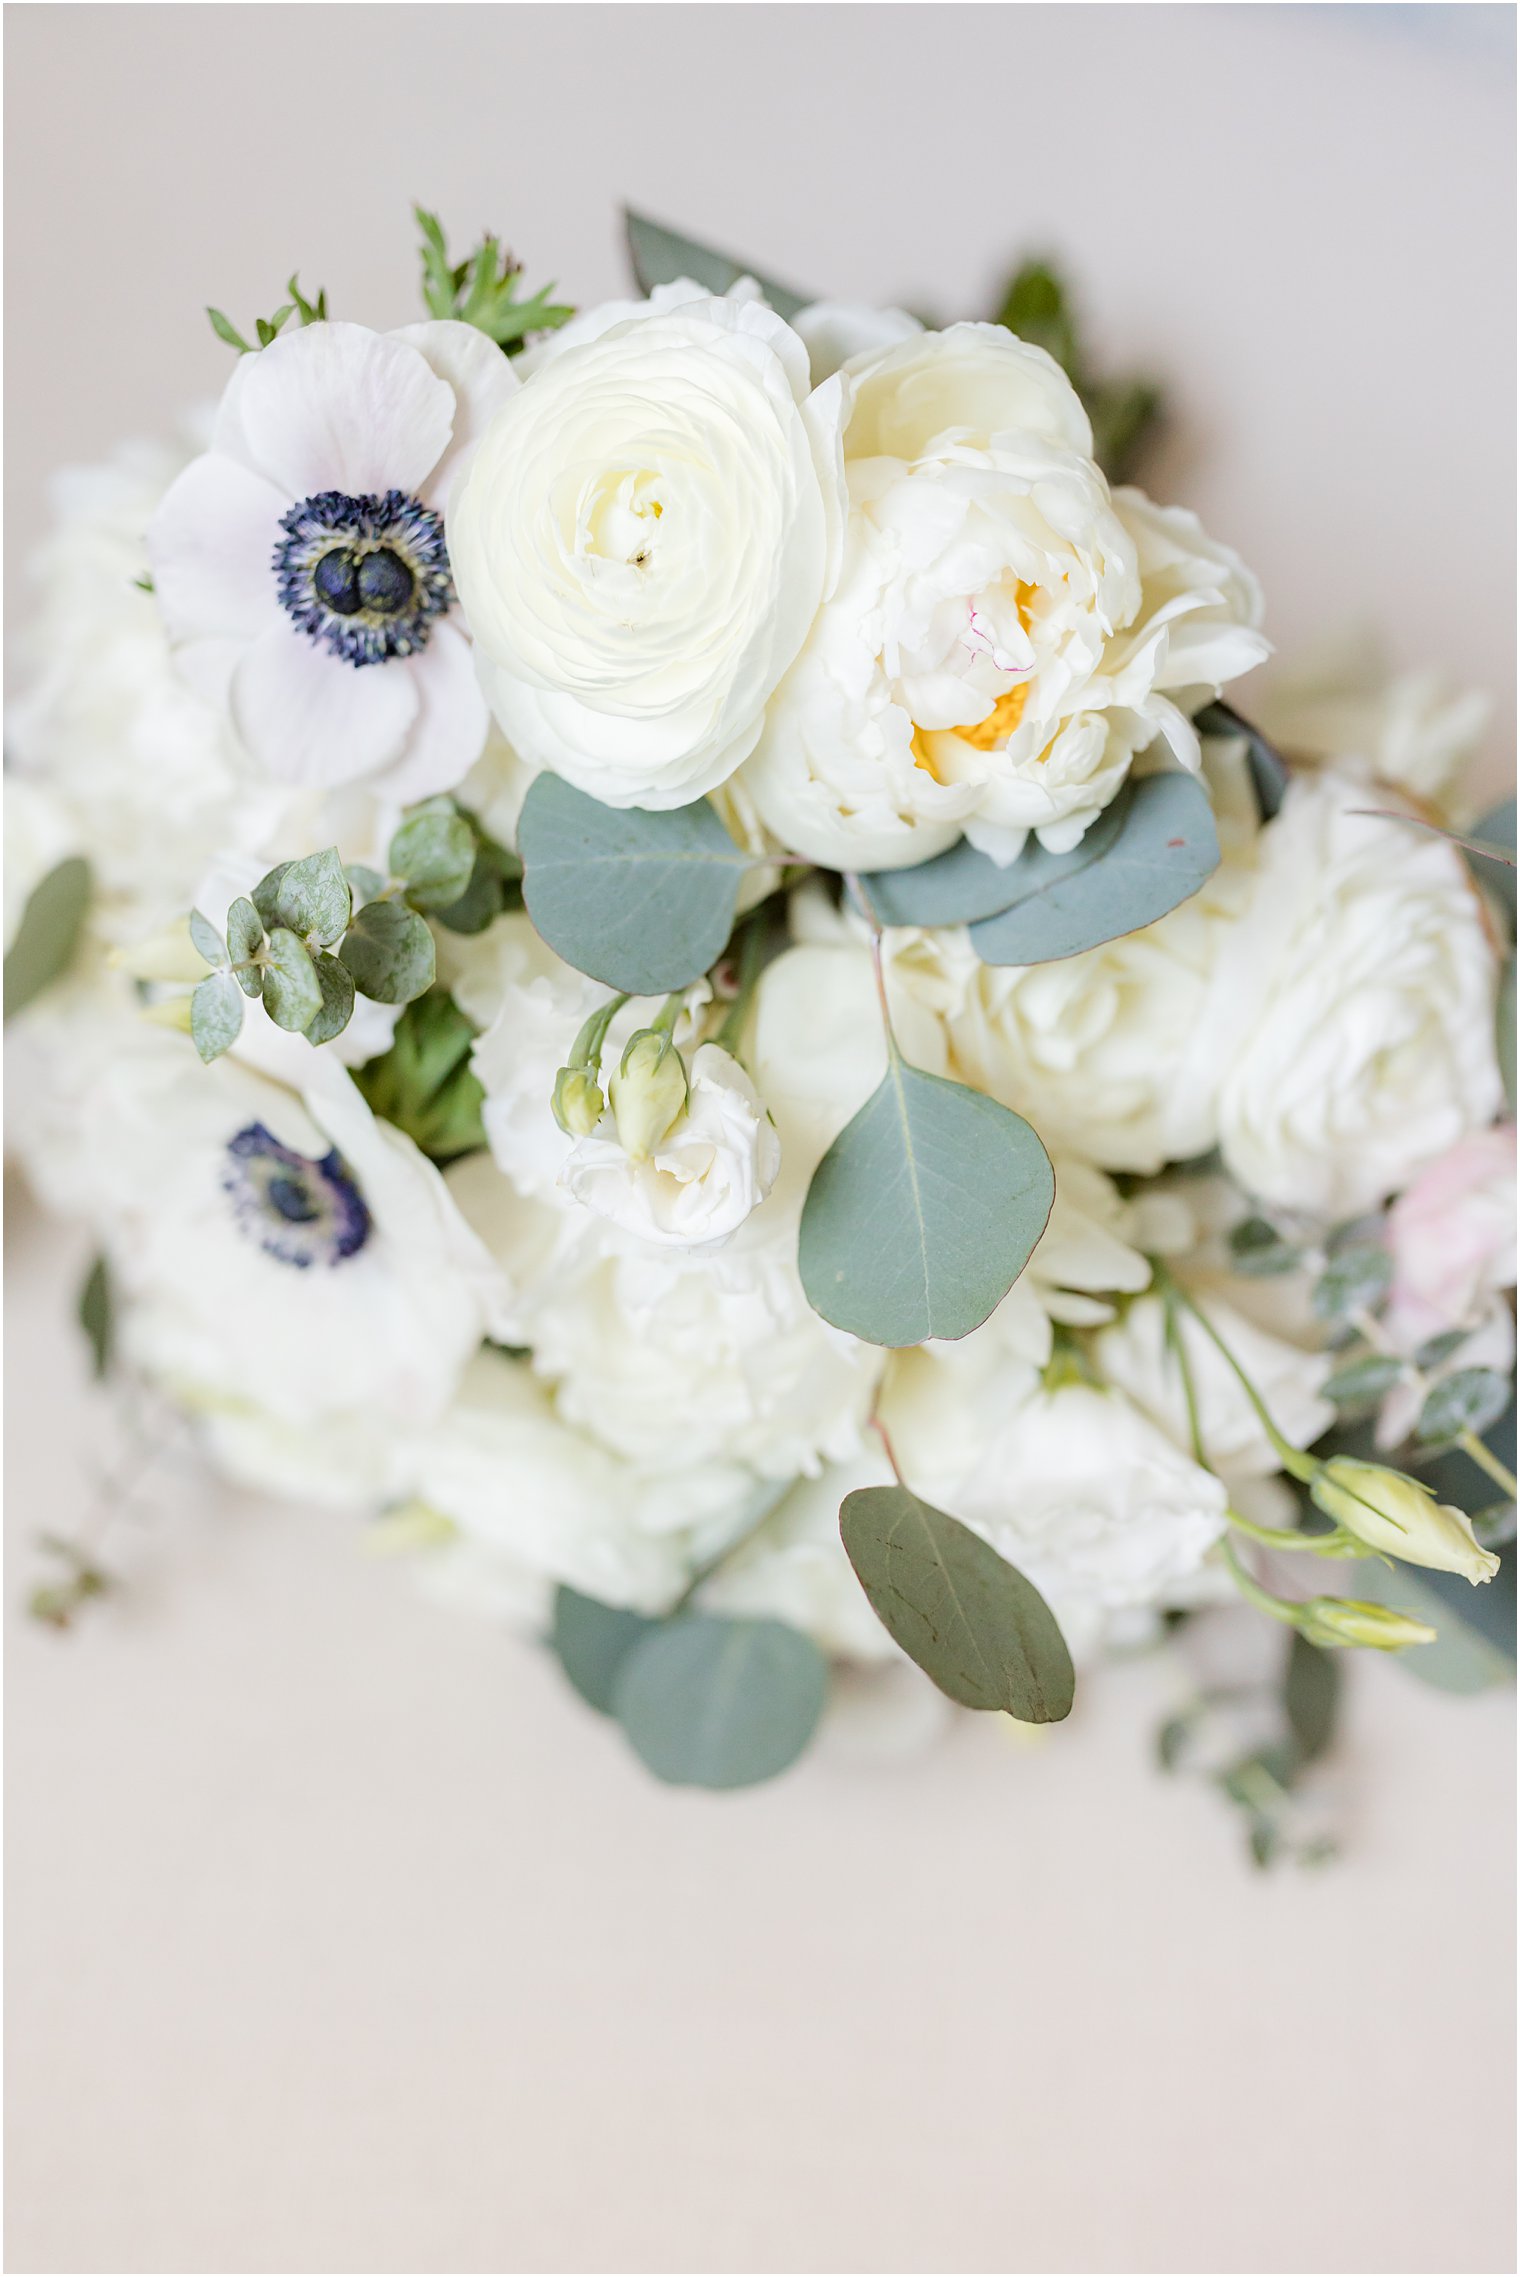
[146,319,516,798]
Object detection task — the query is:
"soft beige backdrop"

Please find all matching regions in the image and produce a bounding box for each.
[5,7,1516,2273]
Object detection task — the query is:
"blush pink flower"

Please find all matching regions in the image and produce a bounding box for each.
[1386,1123,1516,1342]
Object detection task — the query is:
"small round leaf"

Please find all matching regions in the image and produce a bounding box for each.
[339,900,437,1004]
[612,1615,828,1788]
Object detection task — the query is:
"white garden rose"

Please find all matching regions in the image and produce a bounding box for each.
[1256,630,1491,816]
[743,323,1266,869]
[451,288,847,808]
[881,739,1263,1171]
[564,1042,780,1251]
[1215,768,1504,1218]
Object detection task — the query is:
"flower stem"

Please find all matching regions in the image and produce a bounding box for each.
[1150,1259,1315,1481]
[1457,1429,1519,1500]
[1221,1537,1299,1627]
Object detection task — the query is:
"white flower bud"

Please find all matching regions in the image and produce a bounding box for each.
[1296,1597,1438,1652]
[609,1030,688,1161]
[1310,1456,1500,1585]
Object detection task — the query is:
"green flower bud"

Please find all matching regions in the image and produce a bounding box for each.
[551,1064,605,1139]
[1296,1597,1438,1652]
[109,918,207,984]
[1310,1456,1500,1585]
[609,1029,688,1160]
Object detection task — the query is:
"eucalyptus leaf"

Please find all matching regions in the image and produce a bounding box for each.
[227,897,266,995]
[1321,1353,1405,1408]
[1194,701,1290,821]
[968,772,1219,966]
[260,929,323,1032]
[354,992,486,1162]
[251,861,293,931]
[839,1484,1074,1721]
[188,909,226,968]
[256,846,351,945]
[1414,1328,1470,1372]
[1498,958,1516,1116]
[77,1253,113,1380]
[1463,796,1516,923]
[1312,1242,1392,1320]
[1416,1367,1512,1446]
[4,855,91,1018]
[339,900,437,1004]
[189,969,244,1062]
[518,774,749,994]
[1227,1215,1303,1277]
[345,863,387,905]
[611,1615,828,1788]
[303,952,356,1046]
[389,799,476,911]
[552,1587,661,1717]
[431,838,524,934]
[624,208,808,321]
[861,791,1126,930]
[1284,1630,1341,1764]
[798,1058,1053,1346]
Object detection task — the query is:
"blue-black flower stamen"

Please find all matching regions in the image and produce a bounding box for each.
[274,490,451,667]
[223,1123,371,1266]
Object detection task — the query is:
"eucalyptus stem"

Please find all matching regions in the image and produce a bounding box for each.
[716,913,768,1057]
[1457,1429,1519,1501]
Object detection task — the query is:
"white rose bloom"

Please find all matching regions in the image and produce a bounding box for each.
[1095,1291,1333,1481]
[1215,768,1503,1218]
[1256,629,1491,815]
[563,1042,780,1251]
[148,319,514,797]
[744,323,1266,869]
[451,288,847,809]
[699,1452,903,1661]
[881,1352,1228,1658]
[881,738,1263,1171]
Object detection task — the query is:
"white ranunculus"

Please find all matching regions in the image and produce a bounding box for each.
[564,1042,780,1251]
[1096,1291,1333,1481]
[1215,768,1503,1218]
[148,320,514,797]
[451,288,847,809]
[790,300,923,384]
[743,323,1266,870]
[1256,629,1492,815]
[881,1354,1228,1658]
[881,738,1263,1172]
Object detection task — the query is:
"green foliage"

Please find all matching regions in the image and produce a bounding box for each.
[624,208,809,321]
[260,928,323,1032]
[1416,1367,1512,1446]
[77,1254,113,1380]
[28,1534,113,1631]
[1321,1352,1405,1410]
[1312,1240,1392,1321]
[517,775,750,993]
[551,1587,660,1716]
[1284,1631,1342,1764]
[1498,957,1516,1117]
[415,206,572,350]
[339,899,436,1004]
[190,969,244,1062]
[966,773,1220,966]
[387,798,475,912]
[430,834,523,934]
[4,855,91,1019]
[993,259,1163,485]
[839,1484,1074,1720]
[206,273,328,354]
[304,953,356,1047]
[611,1615,829,1788]
[355,993,487,1163]
[187,909,226,967]
[253,847,351,945]
[1227,1215,1304,1277]
[798,1057,1053,1347]
[1193,700,1291,821]
[227,897,267,993]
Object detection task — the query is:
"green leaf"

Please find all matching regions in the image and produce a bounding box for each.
[227,897,266,995]
[1416,1367,1512,1446]
[260,929,323,1032]
[1321,1353,1405,1409]
[1498,958,1516,1116]
[839,1483,1074,1721]
[303,952,356,1046]
[414,206,572,348]
[190,969,244,1062]
[551,1587,660,1716]
[1284,1630,1342,1764]
[389,799,476,912]
[77,1253,113,1380]
[625,208,809,322]
[1193,701,1290,821]
[1087,379,1165,489]
[1414,1328,1470,1372]
[1227,1214,1303,1277]
[339,899,436,1004]
[254,846,351,945]
[968,773,1220,966]
[798,1058,1053,1346]
[518,774,749,993]
[354,992,486,1162]
[345,863,387,906]
[4,855,91,1018]
[993,259,1079,376]
[251,861,293,930]
[861,796,1122,929]
[430,838,524,934]
[1312,1242,1392,1320]
[188,909,226,967]
[206,305,251,352]
[611,1615,828,1788]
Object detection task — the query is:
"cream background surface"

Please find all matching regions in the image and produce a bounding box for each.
[4,6,1515,2272]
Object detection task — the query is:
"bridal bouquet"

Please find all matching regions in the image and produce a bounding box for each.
[8,208,1514,1851]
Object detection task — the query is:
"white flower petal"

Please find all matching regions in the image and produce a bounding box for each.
[391,320,519,509]
[231,620,419,788]
[233,322,456,499]
[146,451,288,643]
[368,623,489,804]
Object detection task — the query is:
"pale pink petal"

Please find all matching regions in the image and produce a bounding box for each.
[392,321,519,510]
[146,452,288,644]
[234,322,455,499]
[369,623,489,803]
[232,620,419,789]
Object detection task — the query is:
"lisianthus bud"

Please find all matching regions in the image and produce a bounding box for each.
[551,1064,605,1139]
[609,1030,688,1160]
[1310,1456,1500,1584]
[109,918,207,984]
[1297,1597,1438,1652]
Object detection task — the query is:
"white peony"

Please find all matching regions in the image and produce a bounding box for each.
[148,319,514,796]
[1256,630,1492,816]
[743,323,1266,869]
[1215,768,1503,1218]
[564,1041,780,1251]
[451,286,847,809]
